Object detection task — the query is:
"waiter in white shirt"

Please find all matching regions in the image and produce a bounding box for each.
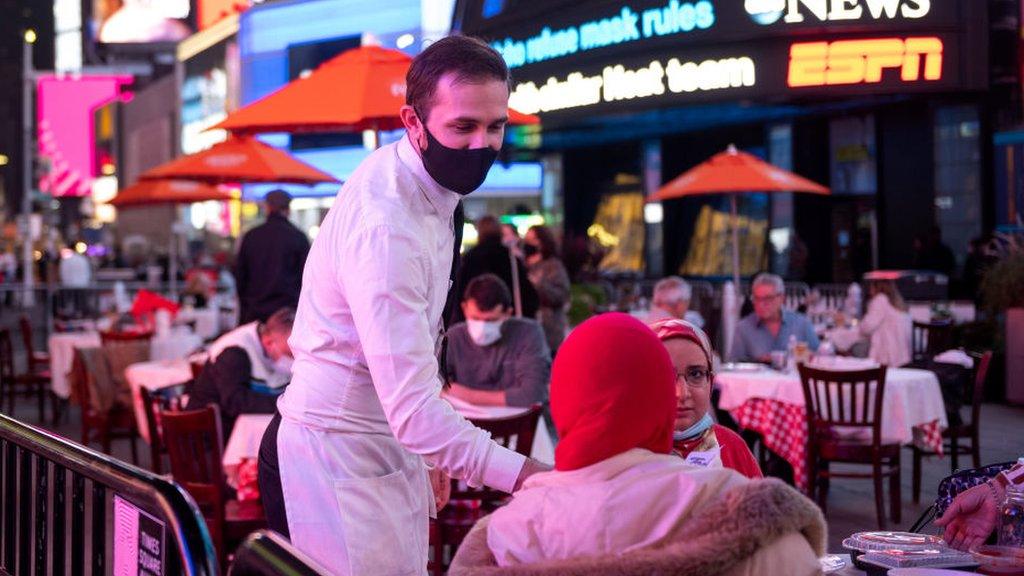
[257,36,548,575]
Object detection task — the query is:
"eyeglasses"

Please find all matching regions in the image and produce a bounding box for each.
[676,366,713,388]
[752,294,781,304]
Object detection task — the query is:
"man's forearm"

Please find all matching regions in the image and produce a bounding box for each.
[450,383,507,406]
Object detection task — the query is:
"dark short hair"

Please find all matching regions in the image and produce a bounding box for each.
[262,307,296,335]
[406,35,510,120]
[476,215,501,242]
[528,224,558,259]
[464,273,511,311]
[265,189,292,213]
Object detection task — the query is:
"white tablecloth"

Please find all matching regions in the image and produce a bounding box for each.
[125,359,194,443]
[220,398,556,488]
[223,414,274,487]
[49,328,204,399]
[176,308,220,341]
[47,332,102,399]
[715,365,948,444]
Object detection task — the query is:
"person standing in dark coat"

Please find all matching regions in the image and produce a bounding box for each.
[235,190,311,324]
[450,215,539,324]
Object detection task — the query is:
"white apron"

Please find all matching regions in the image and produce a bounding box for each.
[277,416,436,575]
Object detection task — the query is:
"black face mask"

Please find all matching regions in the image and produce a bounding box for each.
[417,119,499,195]
[522,244,540,258]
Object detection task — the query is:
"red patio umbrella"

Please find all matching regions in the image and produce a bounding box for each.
[109,179,238,297]
[650,145,829,288]
[139,135,338,185]
[109,179,235,207]
[210,45,539,137]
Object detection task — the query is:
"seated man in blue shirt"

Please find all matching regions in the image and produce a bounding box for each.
[729,273,819,363]
[444,274,551,407]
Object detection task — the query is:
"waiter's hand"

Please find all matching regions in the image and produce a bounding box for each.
[512,458,552,492]
[429,467,451,511]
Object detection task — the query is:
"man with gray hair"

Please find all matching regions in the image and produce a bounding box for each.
[648,276,705,328]
[729,273,818,363]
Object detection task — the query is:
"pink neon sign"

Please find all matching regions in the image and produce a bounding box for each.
[36,75,133,197]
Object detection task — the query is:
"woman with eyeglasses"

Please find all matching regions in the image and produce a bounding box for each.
[651,319,763,479]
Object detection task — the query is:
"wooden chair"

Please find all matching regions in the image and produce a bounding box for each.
[911,350,993,502]
[799,364,901,529]
[911,320,954,362]
[160,405,265,565]
[68,348,140,463]
[432,404,543,574]
[0,328,51,422]
[139,384,187,475]
[18,315,50,373]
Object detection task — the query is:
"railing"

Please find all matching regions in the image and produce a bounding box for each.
[0,412,218,575]
[228,531,330,576]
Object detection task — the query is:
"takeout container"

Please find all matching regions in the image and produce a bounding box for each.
[970,545,1024,575]
[859,548,979,574]
[843,532,947,570]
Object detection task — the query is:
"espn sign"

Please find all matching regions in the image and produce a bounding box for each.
[787,37,943,88]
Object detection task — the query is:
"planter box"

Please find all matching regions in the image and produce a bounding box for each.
[1008,308,1024,405]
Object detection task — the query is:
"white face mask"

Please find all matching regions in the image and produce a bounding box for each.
[272,355,294,374]
[466,319,504,347]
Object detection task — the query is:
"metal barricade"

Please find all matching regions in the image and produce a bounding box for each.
[0,413,217,575]
[228,531,330,576]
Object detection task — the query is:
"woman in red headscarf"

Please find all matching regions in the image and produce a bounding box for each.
[449,313,825,576]
[650,318,762,479]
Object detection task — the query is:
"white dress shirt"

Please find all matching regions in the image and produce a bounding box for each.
[275,135,527,574]
[279,134,525,489]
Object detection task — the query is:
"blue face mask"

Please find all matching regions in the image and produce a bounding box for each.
[673,413,714,442]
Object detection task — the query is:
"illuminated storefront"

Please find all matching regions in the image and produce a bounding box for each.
[455,0,1013,284]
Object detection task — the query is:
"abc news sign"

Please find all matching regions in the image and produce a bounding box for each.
[458,0,986,119]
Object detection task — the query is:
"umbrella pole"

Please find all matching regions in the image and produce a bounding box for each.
[169,217,179,300]
[730,194,741,290]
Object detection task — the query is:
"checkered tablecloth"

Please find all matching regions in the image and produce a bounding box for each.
[717,366,948,493]
[729,398,944,492]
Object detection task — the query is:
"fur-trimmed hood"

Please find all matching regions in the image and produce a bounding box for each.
[449,478,826,576]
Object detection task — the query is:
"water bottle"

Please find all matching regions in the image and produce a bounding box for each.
[786,334,798,372]
[998,484,1024,547]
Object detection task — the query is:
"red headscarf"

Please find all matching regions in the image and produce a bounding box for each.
[551,313,676,471]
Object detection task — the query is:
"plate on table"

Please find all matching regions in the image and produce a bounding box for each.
[719,362,766,373]
[969,545,1024,575]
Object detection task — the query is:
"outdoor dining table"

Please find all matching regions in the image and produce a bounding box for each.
[125,358,194,443]
[715,359,948,492]
[48,327,203,399]
[221,398,556,489]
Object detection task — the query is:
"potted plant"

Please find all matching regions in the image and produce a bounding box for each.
[980,232,1024,404]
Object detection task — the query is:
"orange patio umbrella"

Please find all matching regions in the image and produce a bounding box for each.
[109,179,237,298]
[210,45,540,137]
[109,179,234,207]
[650,145,829,288]
[139,135,338,185]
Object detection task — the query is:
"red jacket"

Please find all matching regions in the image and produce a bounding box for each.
[675,425,763,480]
